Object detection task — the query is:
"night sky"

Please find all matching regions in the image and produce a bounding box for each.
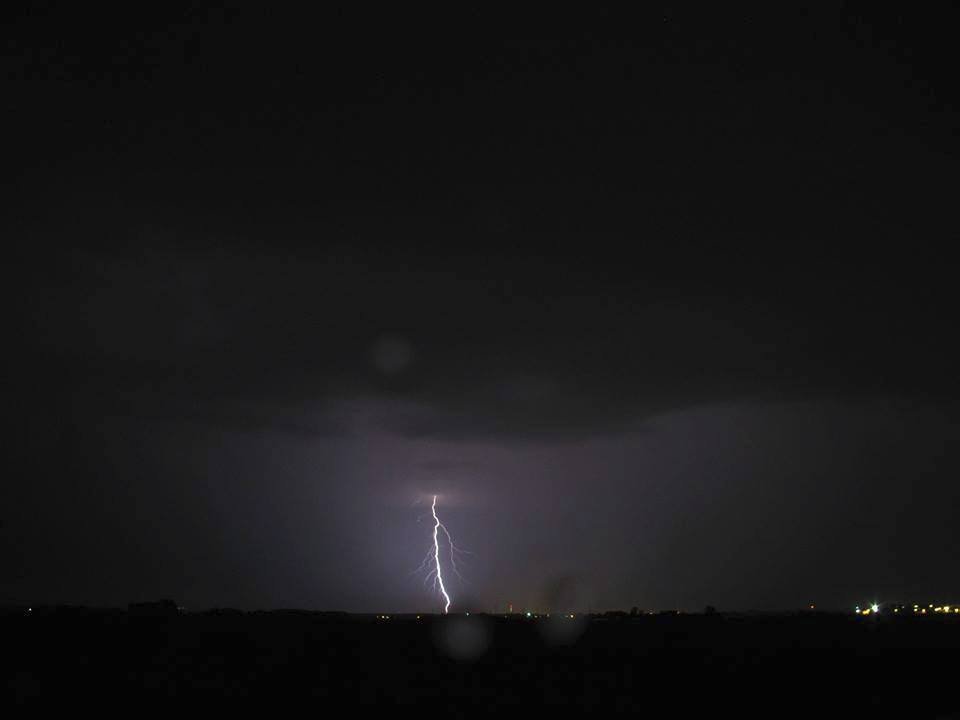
[6,7,959,613]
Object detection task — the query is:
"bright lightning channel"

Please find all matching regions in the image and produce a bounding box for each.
[414,494,467,614]
[431,495,452,614]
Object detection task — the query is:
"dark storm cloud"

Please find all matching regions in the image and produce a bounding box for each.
[9,5,957,443]
[15,234,958,444]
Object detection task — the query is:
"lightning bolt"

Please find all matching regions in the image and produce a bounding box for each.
[431,495,452,614]
[415,494,465,614]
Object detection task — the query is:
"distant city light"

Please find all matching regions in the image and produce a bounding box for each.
[870,604,879,613]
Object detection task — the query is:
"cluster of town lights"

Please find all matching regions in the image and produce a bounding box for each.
[855,604,959,615]
[915,604,957,614]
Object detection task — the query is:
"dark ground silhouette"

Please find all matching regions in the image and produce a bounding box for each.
[3,608,958,716]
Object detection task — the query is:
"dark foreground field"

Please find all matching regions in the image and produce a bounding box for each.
[3,610,958,716]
